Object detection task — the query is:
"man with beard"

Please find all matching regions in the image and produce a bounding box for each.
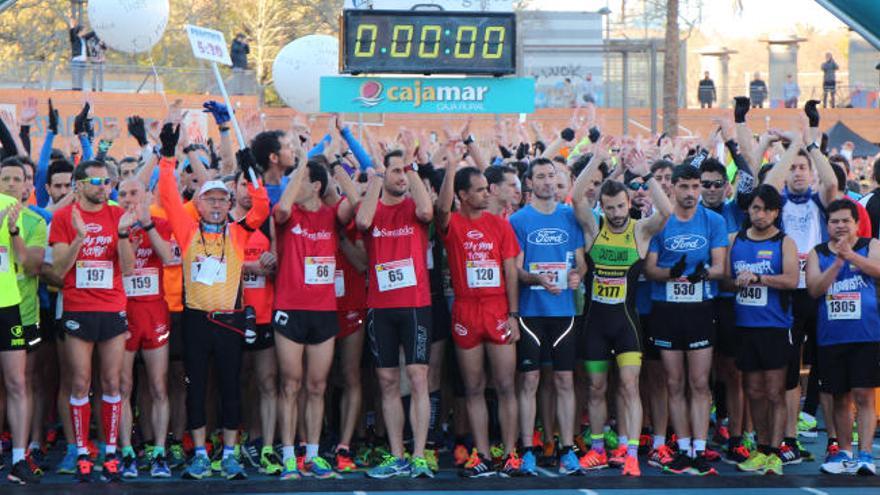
[574,148,671,477]
[510,158,586,476]
[644,164,728,476]
[438,164,521,477]
[727,185,799,475]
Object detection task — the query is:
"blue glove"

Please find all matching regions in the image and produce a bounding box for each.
[202,101,231,126]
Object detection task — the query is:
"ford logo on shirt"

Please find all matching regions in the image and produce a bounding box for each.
[528,228,568,246]
[664,234,707,252]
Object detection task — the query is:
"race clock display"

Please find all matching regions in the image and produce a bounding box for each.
[341,9,517,75]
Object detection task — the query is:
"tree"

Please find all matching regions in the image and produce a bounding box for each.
[663,0,680,136]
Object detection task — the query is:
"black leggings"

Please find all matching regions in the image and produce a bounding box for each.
[183,308,243,431]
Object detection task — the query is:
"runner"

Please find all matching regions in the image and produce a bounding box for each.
[156,123,269,481]
[272,155,351,480]
[49,159,136,482]
[355,145,434,479]
[509,157,586,476]
[807,200,880,476]
[573,148,672,477]
[437,161,521,478]
[115,178,174,479]
[0,159,42,484]
[727,185,799,475]
[644,164,728,476]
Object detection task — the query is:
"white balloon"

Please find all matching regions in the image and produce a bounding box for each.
[87,0,170,54]
[273,35,339,113]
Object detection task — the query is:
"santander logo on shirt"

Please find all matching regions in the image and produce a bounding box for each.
[371,225,414,238]
[291,223,332,241]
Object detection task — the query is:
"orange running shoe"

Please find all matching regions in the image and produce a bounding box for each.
[608,445,627,468]
[453,444,470,468]
[622,454,641,477]
[578,448,608,470]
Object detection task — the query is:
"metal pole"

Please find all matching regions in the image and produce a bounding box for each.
[650,41,657,135]
[211,62,259,186]
[622,50,629,135]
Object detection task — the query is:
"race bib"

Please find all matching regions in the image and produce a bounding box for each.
[124,268,159,297]
[375,258,417,292]
[736,285,767,307]
[798,253,808,288]
[466,260,500,288]
[75,260,113,289]
[334,270,345,297]
[0,246,8,273]
[304,256,335,285]
[592,276,627,304]
[826,292,861,320]
[242,271,265,289]
[191,256,227,286]
[529,262,568,291]
[666,278,702,302]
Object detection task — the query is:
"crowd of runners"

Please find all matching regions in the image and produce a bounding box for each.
[0,95,876,484]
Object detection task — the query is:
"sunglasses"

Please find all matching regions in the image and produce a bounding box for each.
[78,177,112,186]
[701,180,726,189]
[627,181,649,191]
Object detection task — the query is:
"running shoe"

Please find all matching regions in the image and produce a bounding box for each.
[367,454,410,479]
[168,442,186,469]
[648,444,675,469]
[7,459,40,485]
[453,443,470,468]
[558,449,581,475]
[304,456,338,479]
[242,438,261,469]
[856,451,876,476]
[57,444,79,474]
[622,454,641,477]
[608,445,627,468]
[461,450,495,478]
[820,450,853,475]
[182,454,212,480]
[122,453,138,478]
[763,453,783,475]
[662,452,691,475]
[723,444,750,465]
[737,451,767,472]
[689,453,718,476]
[578,448,608,471]
[335,448,357,473]
[425,448,439,473]
[75,454,93,483]
[150,455,171,478]
[410,456,434,478]
[779,443,803,465]
[281,457,300,480]
[220,455,248,480]
[797,412,818,439]
[499,452,521,478]
[520,448,538,476]
[101,454,122,482]
[260,446,283,475]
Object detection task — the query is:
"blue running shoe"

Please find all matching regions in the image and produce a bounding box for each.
[182,454,212,480]
[57,444,78,474]
[521,449,538,476]
[220,455,248,480]
[366,454,410,479]
[558,449,581,475]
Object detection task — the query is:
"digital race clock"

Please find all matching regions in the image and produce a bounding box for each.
[340,9,517,75]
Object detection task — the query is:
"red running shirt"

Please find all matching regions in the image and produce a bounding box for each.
[362,198,430,309]
[274,204,338,311]
[124,216,172,302]
[49,203,127,312]
[441,212,520,300]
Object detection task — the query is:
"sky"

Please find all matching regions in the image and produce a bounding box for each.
[527,0,846,38]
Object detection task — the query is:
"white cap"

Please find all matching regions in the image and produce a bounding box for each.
[198,180,230,197]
